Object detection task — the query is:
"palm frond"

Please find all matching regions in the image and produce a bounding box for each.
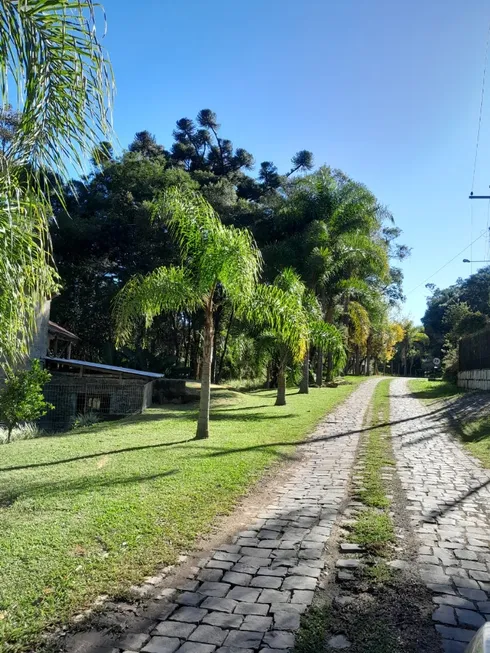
[0,178,59,365]
[1,0,113,178]
[309,320,346,373]
[243,283,308,362]
[302,288,322,322]
[0,1,113,366]
[113,266,200,347]
[273,267,304,299]
[156,187,262,306]
[348,301,371,347]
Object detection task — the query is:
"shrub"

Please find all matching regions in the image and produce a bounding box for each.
[442,342,459,382]
[0,360,53,443]
[0,422,44,444]
[71,412,100,429]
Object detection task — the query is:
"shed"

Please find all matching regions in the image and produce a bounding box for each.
[42,357,164,431]
[48,321,80,359]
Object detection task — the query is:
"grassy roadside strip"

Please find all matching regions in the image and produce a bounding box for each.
[350,378,395,557]
[0,378,366,652]
[409,379,490,468]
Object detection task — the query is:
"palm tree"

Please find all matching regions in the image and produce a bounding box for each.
[305,232,389,382]
[346,301,371,375]
[252,269,345,405]
[0,0,113,368]
[113,188,262,439]
[400,320,429,376]
[271,168,390,385]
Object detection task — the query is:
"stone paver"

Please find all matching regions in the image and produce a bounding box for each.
[72,379,381,652]
[391,378,490,651]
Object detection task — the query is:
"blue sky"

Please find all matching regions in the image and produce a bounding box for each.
[101,0,490,322]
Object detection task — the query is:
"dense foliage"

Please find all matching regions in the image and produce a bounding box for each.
[421,268,490,378]
[0,1,112,368]
[0,360,53,443]
[50,111,409,390]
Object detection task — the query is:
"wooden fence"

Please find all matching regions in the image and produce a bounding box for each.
[459,329,490,371]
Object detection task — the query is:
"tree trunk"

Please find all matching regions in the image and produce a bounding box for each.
[196,306,214,439]
[184,317,191,368]
[172,314,181,361]
[325,348,334,383]
[211,305,223,384]
[216,309,234,384]
[323,304,335,383]
[366,338,371,376]
[6,426,13,444]
[190,324,200,379]
[299,347,309,394]
[316,348,323,386]
[354,347,361,375]
[266,361,272,389]
[275,362,287,405]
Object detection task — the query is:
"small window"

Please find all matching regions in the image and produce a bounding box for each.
[76,393,110,415]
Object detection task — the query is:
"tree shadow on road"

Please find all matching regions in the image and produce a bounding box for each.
[0,406,450,474]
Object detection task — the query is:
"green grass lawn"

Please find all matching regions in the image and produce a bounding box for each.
[408,378,463,403]
[409,379,490,468]
[0,378,364,651]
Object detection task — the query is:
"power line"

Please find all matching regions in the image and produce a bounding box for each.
[406,229,488,296]
[486,199,490,259]
[471,22,490,192]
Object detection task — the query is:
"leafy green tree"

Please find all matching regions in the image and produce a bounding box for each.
[422,268,490,366]
[442,302,487,344]
[51,151,197,362]
[398,320,429,376]
[258,161,282,192]
[370,320,404,374]
[113,188,262,439]
[0,0,113,368]
[0,360,53,443]
[439,302,488,379]
[346,301,371,375]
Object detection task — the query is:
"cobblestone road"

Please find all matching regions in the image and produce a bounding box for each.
[391,378,490,653]
[101,378,381,653]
